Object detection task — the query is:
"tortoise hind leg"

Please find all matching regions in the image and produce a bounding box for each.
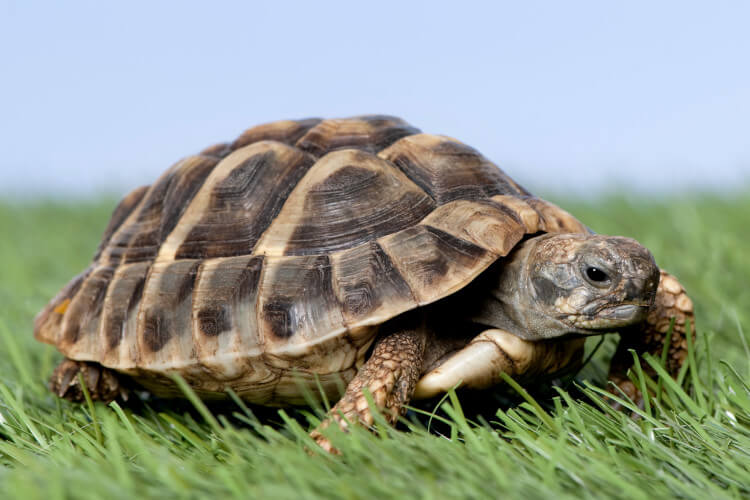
[608,270,696,407]
[310,317,428,453]
[49,358,128,403]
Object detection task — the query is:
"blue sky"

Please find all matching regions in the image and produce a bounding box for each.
[1,1,749,196]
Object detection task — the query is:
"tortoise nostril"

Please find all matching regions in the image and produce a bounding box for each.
[624,277,658,303]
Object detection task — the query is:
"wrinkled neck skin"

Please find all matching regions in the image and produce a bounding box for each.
[466,239,573,340]
[464,233,659,341]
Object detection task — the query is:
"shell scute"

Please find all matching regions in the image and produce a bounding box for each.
[191,255,265,380]
[379,225,496,305]
[231,118,321,152]
[198,118,322,160]
[296,115,419,158]
[256,148,435,257]
[420,199,526,255]
[34,269,89,345]
[93,185,149,260]
[98,261,150,368]
[100,155,218,265]
[522,197,590,234]
[332,241,417,328]
[136,259,200,368]
[254,255,373,380]
[258,255,345,353]
[490,195,542,233]
[163,141,315,260]
[379,134,529,204]
[59,266,115,359]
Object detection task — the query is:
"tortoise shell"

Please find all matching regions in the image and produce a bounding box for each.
[34,115,588,405]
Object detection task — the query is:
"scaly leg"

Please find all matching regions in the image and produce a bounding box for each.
[310,318,428,453]
[608,270,696,408]
[49,358,128,403]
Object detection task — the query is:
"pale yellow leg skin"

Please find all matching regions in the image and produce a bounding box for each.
[414,329,585,399]
[310,326,427,454]
[608,270,696,407]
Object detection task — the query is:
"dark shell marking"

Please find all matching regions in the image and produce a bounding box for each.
[60,266,114,348]
[35,115,590,402]
[259,255,341,342]
[380,225,494,304]
[138,260,200,362]
[333,241,416,326]
[100,155,218,264]
[102,262,150,351]
[175,144,315,259]
[93,185,148,260]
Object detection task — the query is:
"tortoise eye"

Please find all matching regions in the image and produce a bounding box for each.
[586,267,609,283]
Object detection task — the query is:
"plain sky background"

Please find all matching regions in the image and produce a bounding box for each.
[1,1,749,197]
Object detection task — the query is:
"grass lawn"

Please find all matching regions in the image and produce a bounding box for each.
[0,193,749,499]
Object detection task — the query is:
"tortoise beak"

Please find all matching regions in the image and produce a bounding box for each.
[598,303,649,323]
[571,301,651,330]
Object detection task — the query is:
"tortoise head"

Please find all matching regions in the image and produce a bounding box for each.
[469,233,660,340]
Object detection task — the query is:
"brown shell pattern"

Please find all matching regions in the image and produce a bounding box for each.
[34,115,588,404]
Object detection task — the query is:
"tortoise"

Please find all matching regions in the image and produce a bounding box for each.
[34,115,695,451]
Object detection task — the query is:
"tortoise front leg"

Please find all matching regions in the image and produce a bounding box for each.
[310,319,428,453]
[608,270,696,407]
[49,358,128,403]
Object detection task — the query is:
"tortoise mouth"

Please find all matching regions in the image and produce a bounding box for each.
[564,304,650,331]
[600,303,649,320]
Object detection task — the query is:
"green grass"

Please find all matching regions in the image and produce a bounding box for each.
[1,194,749,499]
